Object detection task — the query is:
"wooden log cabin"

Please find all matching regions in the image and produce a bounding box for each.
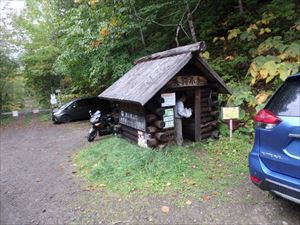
[99,42,232,148]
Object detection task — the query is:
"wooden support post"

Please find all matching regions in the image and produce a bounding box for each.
[195,87,202,141]
[229,119,233,141]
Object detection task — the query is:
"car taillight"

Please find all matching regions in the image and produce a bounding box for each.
[254,109,281,129]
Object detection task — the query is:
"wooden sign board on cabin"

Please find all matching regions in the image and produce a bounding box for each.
[161,93,175,107]
[119,110,146,131]
[163,108,174,128]
[167,76,207,88]
[221,107,240,120]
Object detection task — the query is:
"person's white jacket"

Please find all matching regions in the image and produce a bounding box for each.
[175,100,192,118]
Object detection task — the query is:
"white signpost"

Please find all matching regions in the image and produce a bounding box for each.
[33,109,39,114]
[12,111,19,117]
[221,107,240,141]
[50,94,57,105]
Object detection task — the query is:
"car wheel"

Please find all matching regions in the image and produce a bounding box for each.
[61,115,71,123]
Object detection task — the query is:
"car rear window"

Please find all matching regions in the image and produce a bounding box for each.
[266,78,300,117]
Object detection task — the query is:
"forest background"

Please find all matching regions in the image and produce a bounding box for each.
[1,0,299,134]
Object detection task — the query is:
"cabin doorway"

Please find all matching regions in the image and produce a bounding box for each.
[175,86,214,142]
[174,89,196,141]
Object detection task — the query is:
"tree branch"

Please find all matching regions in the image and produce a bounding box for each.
[184,0,197,42]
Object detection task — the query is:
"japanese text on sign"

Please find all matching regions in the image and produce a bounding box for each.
[221,107,240,120]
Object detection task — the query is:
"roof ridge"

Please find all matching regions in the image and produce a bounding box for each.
[134,41,206,64]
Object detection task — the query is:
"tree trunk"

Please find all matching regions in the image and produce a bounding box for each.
[184,0,197,43]
[238,0,245,16]
[130,2,146,48]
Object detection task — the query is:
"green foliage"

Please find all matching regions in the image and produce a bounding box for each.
[13,0,62,106]
[0,115,13,127]
[37,112,51,122]
[0,49,25,111]
[59,93,82,105]
[75,135,251,198]
[4,0,299,128]
[208,0,299,131]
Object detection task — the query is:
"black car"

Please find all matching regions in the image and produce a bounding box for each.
[52,97,111,123]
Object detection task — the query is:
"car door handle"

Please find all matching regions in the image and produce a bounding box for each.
[288,133,300,138]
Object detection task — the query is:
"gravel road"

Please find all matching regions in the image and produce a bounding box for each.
[1,116,299,225]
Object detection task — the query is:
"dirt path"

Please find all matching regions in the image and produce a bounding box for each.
[1,116,299,225]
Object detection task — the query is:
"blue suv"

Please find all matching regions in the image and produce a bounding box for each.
[248,73,300,204]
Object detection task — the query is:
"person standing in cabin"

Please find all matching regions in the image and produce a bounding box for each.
[175,94,192,146]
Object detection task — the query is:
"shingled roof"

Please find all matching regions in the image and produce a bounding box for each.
[99,42,231,106]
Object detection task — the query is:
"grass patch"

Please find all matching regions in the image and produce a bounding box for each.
[0,115,12,127]
[24,114,33,124]
[38,112,51,122]
[75,134,252,199]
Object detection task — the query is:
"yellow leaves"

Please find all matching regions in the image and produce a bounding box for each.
[262,60,277,79]
[249,57,299,85]
[74,0,82,4]
[90,39,101,48]
[110,17,118,27]
[99,27,109,38]
[250,60,277,84]
[265,28,271,33]
[200,51,210,60]
[255,91,271,105]
[246,24,258,33]
[255,60,277,83]
[260,19,270,25]
[98,17,118,40]
[225,55,234,61]
[213,36,225,43]
[258,28,271,35]
[227,28,241,40]
[277,53,288,60]
[259,68,269,79]
[249,62,259,84]
[277,64,290,81]
[256,13,274,25]
[89,0,98,9]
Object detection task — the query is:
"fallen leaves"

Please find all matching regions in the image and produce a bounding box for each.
[186,179,197,186]
[202,195,211,201]
[186,200,192,205]
[191,164,197,169]
[97,183,106,188]
[161,206,170,214]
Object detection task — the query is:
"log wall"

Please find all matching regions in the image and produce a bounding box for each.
[144,96,175,148]
[119,85,219,148]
